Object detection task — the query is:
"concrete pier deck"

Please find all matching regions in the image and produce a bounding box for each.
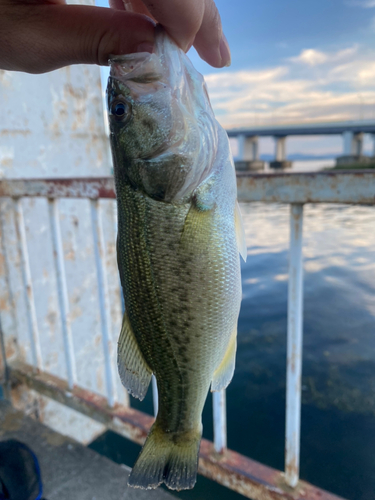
[0,401,173,500]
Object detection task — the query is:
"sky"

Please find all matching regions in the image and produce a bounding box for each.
[97,0,375,156]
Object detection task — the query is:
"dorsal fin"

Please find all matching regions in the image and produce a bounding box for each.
[235,201,247,262]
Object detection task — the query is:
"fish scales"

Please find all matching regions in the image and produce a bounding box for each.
[108,27,246,491]
[115,173,240,432]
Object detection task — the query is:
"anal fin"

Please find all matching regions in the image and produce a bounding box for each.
[211,327,237,392]
[117,313,152,401]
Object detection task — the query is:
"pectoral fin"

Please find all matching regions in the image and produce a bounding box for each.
[235,201,247,262]
[180,188,215,252]
[117,313,152,400]
[211,328,237,392]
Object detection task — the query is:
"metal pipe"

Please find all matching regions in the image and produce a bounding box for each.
[0,314,11,400]
[90,199,117,407]
[14,198,43,370]
[1,172,375,205]
[0,213,6,390]
[285,203,304,488]
[236,171,375,205]
[112,200,125,315]
[48,199,77,389]
[0,202,19,353]
[213,389,227,453]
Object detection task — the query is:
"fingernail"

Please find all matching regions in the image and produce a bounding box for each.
[136,42,154,53]
[122,0,134,11]
[219,33,231,67]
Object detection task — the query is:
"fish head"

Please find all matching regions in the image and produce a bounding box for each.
[107,52,176,162]
[107,29,219,203]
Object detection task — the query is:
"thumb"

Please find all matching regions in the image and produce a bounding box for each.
[0,4,155,73]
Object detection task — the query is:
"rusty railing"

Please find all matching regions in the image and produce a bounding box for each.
[1,170,374,500]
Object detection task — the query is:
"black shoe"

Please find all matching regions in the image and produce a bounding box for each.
[0,440,44,500]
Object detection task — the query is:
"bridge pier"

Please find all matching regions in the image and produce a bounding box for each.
[227,122,375,170]
[343,131,363,156]
[336,131,371,167]
[235,134,265,171]
[270,136,292,169]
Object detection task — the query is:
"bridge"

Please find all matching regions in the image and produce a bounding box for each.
[226,120,375,169]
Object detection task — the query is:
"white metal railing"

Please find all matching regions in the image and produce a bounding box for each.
[1,170,374,500]
[14,199,43,371]
[48,199,76,389]
[285,203,304,486]
[90,199,118,407]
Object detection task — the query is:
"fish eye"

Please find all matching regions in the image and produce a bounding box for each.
[114,102,126,116]
[110,100,131,122]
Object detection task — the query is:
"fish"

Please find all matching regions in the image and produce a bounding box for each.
[107,27,247,491]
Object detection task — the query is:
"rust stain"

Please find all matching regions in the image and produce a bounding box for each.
[6,338,17,360]
[285,455,299,486]
[96,368,104,392]
[70,306,82,321]
[46,311,57,332]
[65,249,76,261]
[0,129,31,137]
[0,158,13,168]
[64,83,86,100]
[0,172,373,203]
[0,297,8,311]
[236,171,375,205]
[0,178,114,199]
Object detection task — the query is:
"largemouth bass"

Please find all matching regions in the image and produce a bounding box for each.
[107,28,247,491]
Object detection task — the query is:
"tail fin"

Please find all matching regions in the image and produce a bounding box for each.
[128,424,201,491]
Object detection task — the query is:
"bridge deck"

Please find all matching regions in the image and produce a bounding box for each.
[227,120,375,137]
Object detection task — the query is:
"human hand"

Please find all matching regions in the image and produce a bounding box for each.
[114,0,231,69]
[0,0,230,74]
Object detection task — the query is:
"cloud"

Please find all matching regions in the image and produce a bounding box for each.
[290,49,328,66]
[330,60,375,84]
[204,45,375,128]
[290,46,358,66]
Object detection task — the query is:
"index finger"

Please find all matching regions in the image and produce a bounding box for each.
[112,0,230,68]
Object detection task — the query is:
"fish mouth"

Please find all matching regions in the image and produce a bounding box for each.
[108,52,152,67]
[108,52,164,84]
[109,54,140,63]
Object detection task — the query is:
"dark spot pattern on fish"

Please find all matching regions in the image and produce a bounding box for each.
[113,142,240,441]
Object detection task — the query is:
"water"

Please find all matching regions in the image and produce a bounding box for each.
[90,160,375,500]
[263,158,335,173]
